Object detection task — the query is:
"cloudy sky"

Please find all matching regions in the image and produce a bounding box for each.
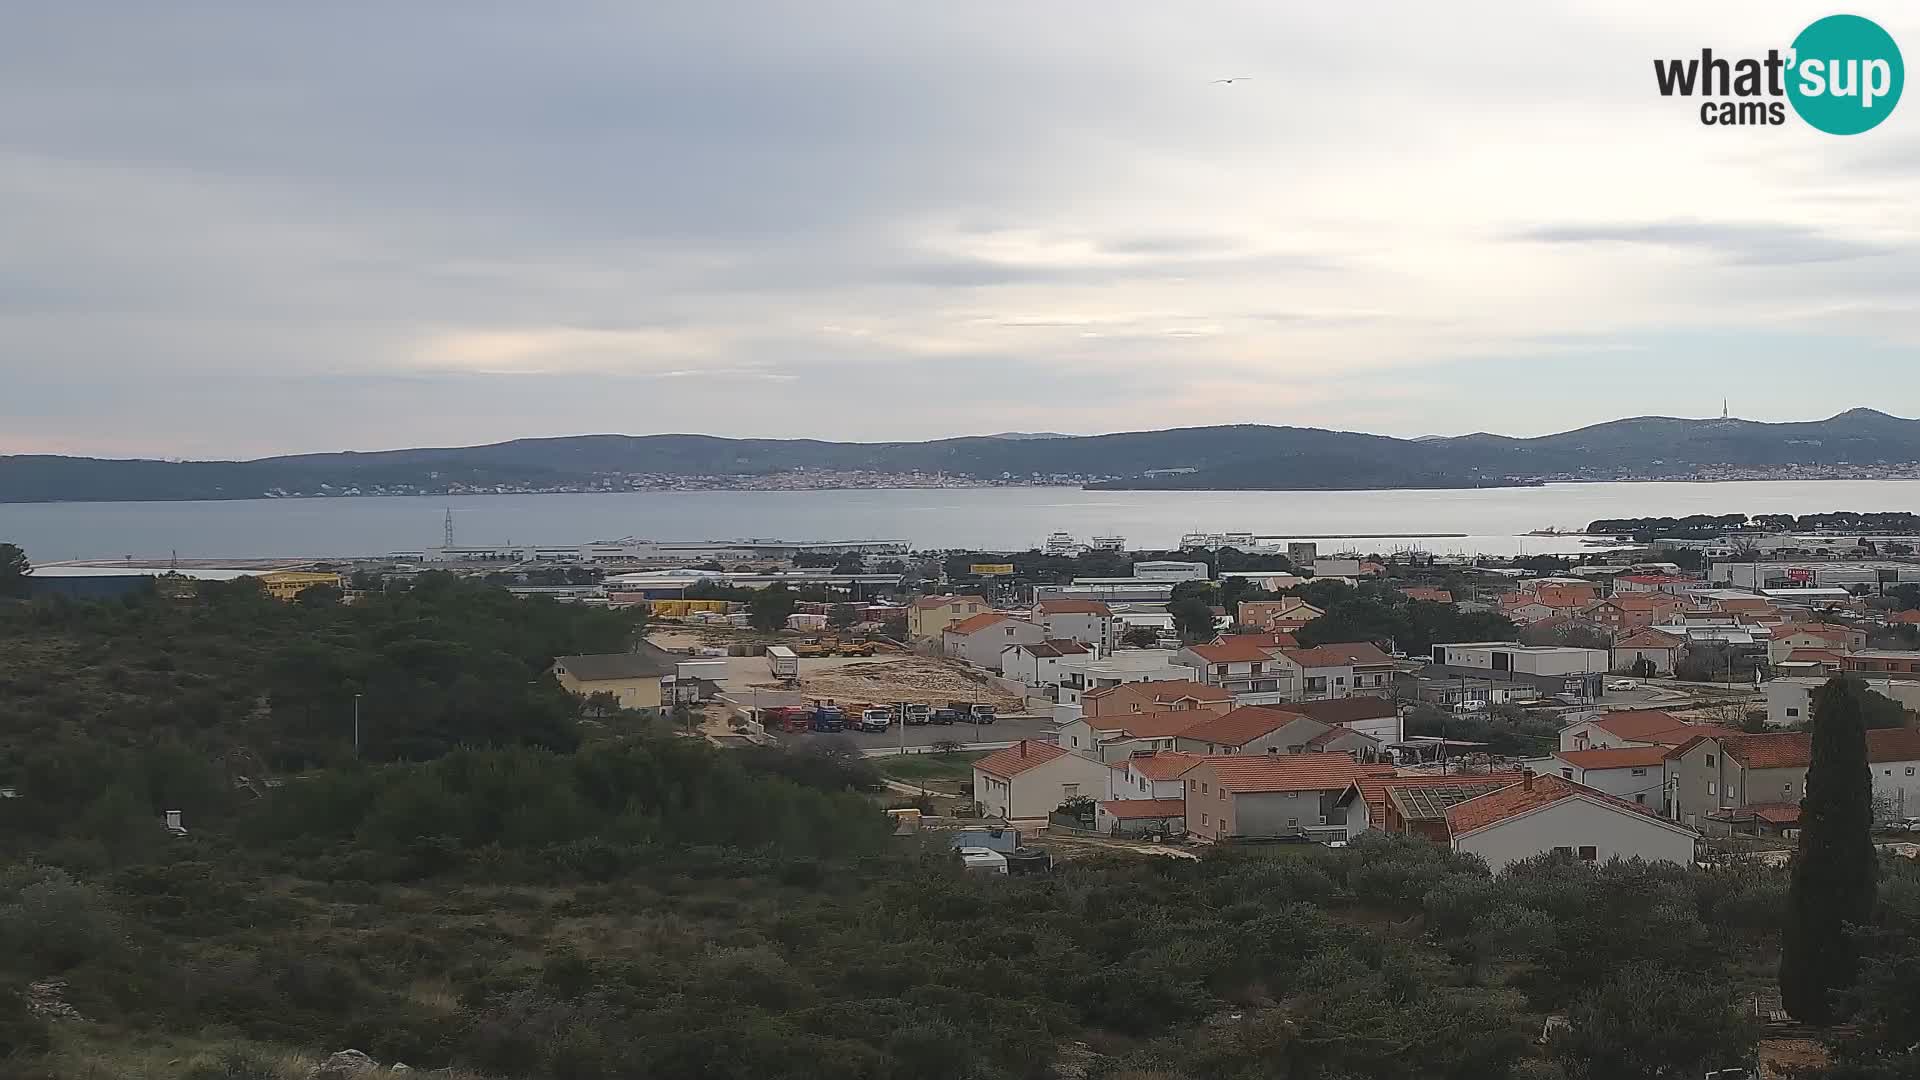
[3,3,1918,458]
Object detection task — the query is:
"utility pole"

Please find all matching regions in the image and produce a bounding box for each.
[352,693,362,757]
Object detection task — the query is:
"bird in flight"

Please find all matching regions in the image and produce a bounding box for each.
[1213,77,1252,84]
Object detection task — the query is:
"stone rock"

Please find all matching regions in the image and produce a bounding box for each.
[308,1050,379,1080]
[390,1066,411,1074]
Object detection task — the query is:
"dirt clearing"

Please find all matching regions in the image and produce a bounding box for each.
[743,656,1024,711]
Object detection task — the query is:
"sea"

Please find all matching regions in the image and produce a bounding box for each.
[7,480,1920,564]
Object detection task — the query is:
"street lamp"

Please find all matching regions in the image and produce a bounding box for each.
[352,693,362,758]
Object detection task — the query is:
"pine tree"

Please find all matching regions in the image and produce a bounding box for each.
[1779,675,1879,1024]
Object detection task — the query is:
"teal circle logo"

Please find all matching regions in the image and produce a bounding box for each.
[1787,14,1903,134]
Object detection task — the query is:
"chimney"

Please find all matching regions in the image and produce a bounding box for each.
[1020,742,1028,758]
[1521,769,1534,791]
[163,810,186,834]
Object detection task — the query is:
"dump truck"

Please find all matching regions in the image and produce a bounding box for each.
[855,707,892,733]
[947,701,997,724]
[790,640,831,658]
[808,703,846,733]
[766,645,799,681]
[836,640,876,657]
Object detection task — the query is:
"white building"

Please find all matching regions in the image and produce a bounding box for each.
[1444,774,1698,873]
[943,613,1046,669]
[999,640,1091,688]
[1431,642,1608,677]
[971,741,1114,819]
[1273,642,1397,700]
[1131,560,1211,582]
[1869,729,1920,818]
[1523,746,1668,807]
[1768,677,1920,729]
[1058,650,1191,705]
[1032,599,1118,650]
[1105,750,1203,801]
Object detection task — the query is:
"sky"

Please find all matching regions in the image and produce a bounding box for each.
[3,2,1918,458]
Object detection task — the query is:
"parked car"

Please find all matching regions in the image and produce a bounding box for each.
[857,708,892,733]
[1606,679,1639,691]
[1453,700,1488,713]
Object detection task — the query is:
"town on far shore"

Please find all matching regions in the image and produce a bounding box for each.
[26,514,1920,874]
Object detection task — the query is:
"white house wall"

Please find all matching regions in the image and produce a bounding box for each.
[1455,797,1695,874]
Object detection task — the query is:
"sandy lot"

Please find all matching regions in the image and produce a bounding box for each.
[760,657,1023,711]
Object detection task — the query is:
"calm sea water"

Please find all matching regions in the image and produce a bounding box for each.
[8,480,1920,563]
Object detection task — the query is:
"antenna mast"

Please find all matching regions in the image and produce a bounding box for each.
[444,508,455,549]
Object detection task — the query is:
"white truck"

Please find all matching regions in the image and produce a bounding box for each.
[766,645,799,680]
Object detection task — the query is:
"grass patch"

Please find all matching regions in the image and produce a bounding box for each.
[876,750,986,784]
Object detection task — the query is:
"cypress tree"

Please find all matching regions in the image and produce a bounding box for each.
[1778,676,1879,1024]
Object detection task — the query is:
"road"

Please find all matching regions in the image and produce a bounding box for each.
[769,713,1059,751]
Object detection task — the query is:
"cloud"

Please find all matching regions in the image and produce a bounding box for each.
[1515,221,1895,265]
[0,3,1917,454]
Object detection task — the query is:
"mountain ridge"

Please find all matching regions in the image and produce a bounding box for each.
[3,409,1917,502]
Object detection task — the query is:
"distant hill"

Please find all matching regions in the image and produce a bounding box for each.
[3,409,1918,502]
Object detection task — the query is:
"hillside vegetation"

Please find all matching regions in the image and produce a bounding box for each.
[6,409,1920,499]
[1,577,1918,1079]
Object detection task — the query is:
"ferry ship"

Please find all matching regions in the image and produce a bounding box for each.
[1178,531,1279,552]
[1043,532,1082,556]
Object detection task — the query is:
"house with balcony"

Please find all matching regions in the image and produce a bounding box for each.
[1174,639,1293,698]
[1271,642,1396,700]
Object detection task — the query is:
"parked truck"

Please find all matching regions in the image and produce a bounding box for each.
[856,707,892,733]
[766,645,799,681]
[947,701,997,724]
[808,703,846,733]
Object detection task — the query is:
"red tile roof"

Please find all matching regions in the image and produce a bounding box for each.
[973,740,1070,779]
[1089,712,1209,739]
[1082,679,1233,706]
[1305,726,1377,750]
[1036,599,1113,616]
[1590,710,1711,747]
[945,612,1010,635]
[1868,727,1920,762]
[1282,642,1394,668]
[1123,751,1204,780]
[1888,610,1920,625]
[1176,706,1307,747]
[1774,622,1857,639]
[1787,648,1846,665]
[1445,773,1675,837]
[1719,732,1812,769]
[1743,802,1803,825]
[1614,628,1684,649]
[1667,729,1905,771]
[1018,639,1089,658]
[1187,639,1282,663]
[1099,797,1189,820]
[1346,772,1524,827]
[1555,746,1670,770]
[1399,587,1454,604]
[1269,696,1398,726]
[1197,754,1391,794]
[1213,631,1299,650]
[1612,594,1682,611]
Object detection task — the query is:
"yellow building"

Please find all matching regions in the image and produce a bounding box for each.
[907,594,990,641]
[258,570,344,601]
[551,646,677,716]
